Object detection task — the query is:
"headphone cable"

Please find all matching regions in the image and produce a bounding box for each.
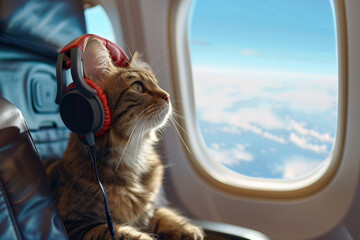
[85,134,116,240]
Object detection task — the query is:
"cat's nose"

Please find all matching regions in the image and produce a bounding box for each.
[162,94,170,103]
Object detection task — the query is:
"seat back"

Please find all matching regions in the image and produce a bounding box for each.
[0,1,87,238]
[0,0,86,159]
[0,97,68,239]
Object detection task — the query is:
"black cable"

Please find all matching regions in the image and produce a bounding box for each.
[85,134,116,240]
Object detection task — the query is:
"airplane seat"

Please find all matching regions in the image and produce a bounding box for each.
[0,97,68,239]
[0,0,86,160]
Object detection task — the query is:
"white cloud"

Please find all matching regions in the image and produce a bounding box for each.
[232,149,253,162]
[211,143,220,150]
[193,67,337,83]
[221,126,242,134]
[278,88,335,112]
[193,67,337,114]
[262,131,286,144]
[275,156,322,179]
[289,120,334,143]
[228,107,285,130]
[236,144,245,151]
[220,124,286,144]
[208,143,254,166]
[193,67,336,151]
[289,133,328,154]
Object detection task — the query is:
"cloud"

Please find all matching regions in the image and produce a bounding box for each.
[240,48,263,56]
[275,156,322,179]
[208,143,253,166]
[193,68,337,126]
[243,125,286,144]
[232,149,253,162]
[278,87,335,112]
[221,126,242,134]
[289,133,328,154]
[220,124,287,144]
[192,67,336,151]
[289,120,334,143]
[228,107,285,130]
[262,131,286,144]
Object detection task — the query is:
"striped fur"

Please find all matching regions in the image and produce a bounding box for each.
[46,39,204,239]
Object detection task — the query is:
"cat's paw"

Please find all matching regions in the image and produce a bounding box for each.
[156,223,204,240]
[116,226,155,240]
[116,233,154,240]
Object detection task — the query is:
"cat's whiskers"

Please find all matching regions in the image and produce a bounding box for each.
[155,115,161,130]
[156,114,170,135]
[171,110,185,120]
[134,114,150,165]
[124,41,135,60]
[116,108,149,170]
[170,115,189,136]
[169,116,191,153]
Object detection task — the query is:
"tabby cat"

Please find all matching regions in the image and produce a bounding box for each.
[46,39,204,240]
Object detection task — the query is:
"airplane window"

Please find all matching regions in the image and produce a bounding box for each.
[189,0,338,180]
[84,5,115,42]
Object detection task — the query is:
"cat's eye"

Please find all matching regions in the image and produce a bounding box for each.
[131,82,144,93]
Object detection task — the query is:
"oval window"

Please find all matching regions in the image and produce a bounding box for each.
[189,0,338,180]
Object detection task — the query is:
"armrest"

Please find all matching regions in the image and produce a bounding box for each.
[193,220,270,240]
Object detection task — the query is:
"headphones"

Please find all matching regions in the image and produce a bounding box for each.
[55,34,129,137]
[55,34,129,239]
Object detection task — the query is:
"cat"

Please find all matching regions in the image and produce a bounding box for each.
[46,38,204,240]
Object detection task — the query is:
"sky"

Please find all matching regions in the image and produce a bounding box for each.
[189,0,338,179]
[190,0,337,75]
[85,6,115,43]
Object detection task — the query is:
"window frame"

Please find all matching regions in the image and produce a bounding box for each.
[168,0,348,199]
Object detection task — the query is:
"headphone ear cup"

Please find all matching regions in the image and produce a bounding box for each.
[83,78,112,137]
[59,88,104,135]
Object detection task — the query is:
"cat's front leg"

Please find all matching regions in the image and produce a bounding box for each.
[151,207,204,240]
[83,224,155,240]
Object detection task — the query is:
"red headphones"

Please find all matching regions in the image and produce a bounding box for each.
[55,34,129,137]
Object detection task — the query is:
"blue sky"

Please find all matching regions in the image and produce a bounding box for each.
[190,0,337,75]
[189,0,338,179]
[85,6,115,42]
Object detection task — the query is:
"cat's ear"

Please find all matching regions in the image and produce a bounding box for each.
[128,52,152,71]
[82,38,116,81]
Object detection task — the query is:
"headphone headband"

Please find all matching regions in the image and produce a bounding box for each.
[56,34,129,104]
[60,34,129,69]
[56,34,129,137]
